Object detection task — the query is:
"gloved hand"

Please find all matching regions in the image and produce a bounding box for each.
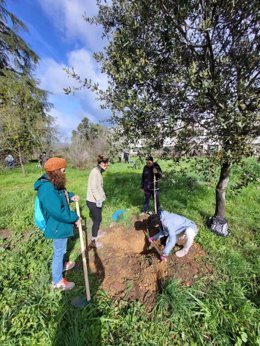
[96,200,102,208]
[153,167,158,174]
[160,254,168,262]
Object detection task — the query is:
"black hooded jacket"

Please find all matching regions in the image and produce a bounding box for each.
[140,162,162,191]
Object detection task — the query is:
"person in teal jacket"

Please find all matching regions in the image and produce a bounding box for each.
[34,157,81,290]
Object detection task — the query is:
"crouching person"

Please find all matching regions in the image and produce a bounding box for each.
[148,211,198,262]
[34,157,81,290]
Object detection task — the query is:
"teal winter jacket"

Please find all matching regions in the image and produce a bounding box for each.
[34,174,79,239]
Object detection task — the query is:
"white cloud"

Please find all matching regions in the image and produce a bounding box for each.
[37,58,68,94]
[35,0,111,138]
[67,48,108,90]
[37,48,110,138]
[37,48,108,97]
[37,0,106,51]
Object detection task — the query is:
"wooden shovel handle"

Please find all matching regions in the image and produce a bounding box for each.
[75,201,91,301]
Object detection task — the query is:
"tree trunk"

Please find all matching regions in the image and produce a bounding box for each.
[18,147,26,176]
[215,162,231,218]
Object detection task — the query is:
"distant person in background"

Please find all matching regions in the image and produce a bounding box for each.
[140,156,162,215]
[5,154,14,168]
[86,155,110,249]
[34,157,81,290]
[123,151,129,163]
[39,152,48,168]
[148,211,198,261]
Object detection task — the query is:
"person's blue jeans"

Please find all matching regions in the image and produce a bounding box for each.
[52,238,68,284]
[142,189,161,213]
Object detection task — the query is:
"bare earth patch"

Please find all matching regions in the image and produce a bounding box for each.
[87,216,213,309]
[0,229,12,240]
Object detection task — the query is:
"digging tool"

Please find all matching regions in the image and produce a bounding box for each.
[144,226,161,258]
[71,201,91,308]
[153,173,157,214]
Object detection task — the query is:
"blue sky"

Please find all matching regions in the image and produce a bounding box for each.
[7,0,110,141]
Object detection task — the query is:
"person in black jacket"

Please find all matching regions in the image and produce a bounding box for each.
[140,156,162,214]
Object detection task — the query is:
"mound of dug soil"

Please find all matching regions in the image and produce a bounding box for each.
[87,216,213,309]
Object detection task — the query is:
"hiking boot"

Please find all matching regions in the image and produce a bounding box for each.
[53,278,75,291]
[63,261,75,272]
[89,239,103,249]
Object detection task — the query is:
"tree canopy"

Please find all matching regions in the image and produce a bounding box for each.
[88,0,259,159]
[68,116,111,168]
[0,2,55,174]
[0,0,38,74]
[73,0,259,219]
[0,71,54,174]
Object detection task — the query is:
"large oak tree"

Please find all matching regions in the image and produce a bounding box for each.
[69,0,259,223]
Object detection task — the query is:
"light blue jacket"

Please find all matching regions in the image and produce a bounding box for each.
[153,211,198,256]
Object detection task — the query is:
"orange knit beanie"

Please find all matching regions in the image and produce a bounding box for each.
[44,157,67,172]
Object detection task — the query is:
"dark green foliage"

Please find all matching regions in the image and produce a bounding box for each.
[0,71,55,175]
[0,0,38,73]
[67,0,260,219]
[84,0,260,161]
[0,2,55,174]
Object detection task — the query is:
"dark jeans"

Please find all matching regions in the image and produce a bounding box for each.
[86,201,102,238]
[142,189,161,213]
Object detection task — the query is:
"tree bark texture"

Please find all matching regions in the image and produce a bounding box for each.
[215,162,231,218]
[18,147,26,177]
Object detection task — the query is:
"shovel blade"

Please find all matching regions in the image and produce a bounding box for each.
[71,296,91,308]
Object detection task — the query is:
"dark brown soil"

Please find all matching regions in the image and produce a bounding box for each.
[87,215,213,309]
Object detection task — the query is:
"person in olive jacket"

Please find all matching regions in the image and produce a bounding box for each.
[34,157,81,291]
[140,156,162,214]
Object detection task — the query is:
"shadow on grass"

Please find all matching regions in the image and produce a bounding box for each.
[105,171,214,223]
[105,172,143,208]
[160,173,215,222]
[52,216,105,346]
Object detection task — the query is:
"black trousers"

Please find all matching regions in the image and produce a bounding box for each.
[86,201,102,238]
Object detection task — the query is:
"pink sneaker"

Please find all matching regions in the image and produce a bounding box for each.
[53,278,75,291]
[63,261,75,272]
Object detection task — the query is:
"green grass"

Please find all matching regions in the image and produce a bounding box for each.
[0,159,260,345]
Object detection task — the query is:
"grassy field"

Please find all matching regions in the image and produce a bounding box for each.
[0,158,259,345]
